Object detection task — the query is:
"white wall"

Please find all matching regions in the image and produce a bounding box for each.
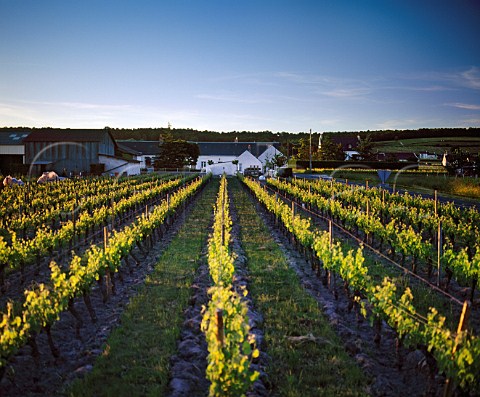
[258,145,283,170]
[197,155,237,173]
[0,145,24,155]
[196,149,264,175]
[99,155,141,176]
[237,150,262,172]
[206,162,237,176]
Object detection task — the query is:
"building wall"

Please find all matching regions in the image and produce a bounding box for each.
[0,145,24,155]
[100,155,141,176]
[196,155,237,172]
[99,133,116,156]
[257,146,283,170]
[24,132,115,171]
[26,141,100,174]
[237,150,262,173]
[197,151,263,175]
[206,162,237,176]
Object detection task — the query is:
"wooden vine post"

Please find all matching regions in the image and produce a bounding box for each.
[443,300,471,397]
[328,219,336,297]
[221,186,225,246]
[102,226,112,301]
[329,219,333,248]
[72,206,76,247]
[437,220,442,287]
[275,192,278,226]
[216,309,224,347]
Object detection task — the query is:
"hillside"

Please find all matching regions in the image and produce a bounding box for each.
[371,136,480,156]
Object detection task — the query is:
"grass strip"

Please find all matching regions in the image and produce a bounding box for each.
[230,177,369,397]
[66,179,218,397]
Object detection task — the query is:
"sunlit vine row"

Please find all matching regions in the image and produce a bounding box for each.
[201,175,259,397]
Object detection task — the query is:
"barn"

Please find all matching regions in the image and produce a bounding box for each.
[23,129,140,176]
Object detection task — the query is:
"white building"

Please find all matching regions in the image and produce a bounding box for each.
[194,142,283,176]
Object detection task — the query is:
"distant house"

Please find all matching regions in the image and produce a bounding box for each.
[23,129,140,176]
[327,134,360,160]
[330,135,359,152]
[0,130,31,174]
[193,142,283,175]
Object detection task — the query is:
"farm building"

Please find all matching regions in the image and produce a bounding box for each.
[117,140,160,170]
[0,129,31,175]
[194,141,283,175]
[23,129,141,176]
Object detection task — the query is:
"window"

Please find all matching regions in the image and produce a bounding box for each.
[201,161,206,168]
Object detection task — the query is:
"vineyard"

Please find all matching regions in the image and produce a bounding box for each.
[0,173,479,396]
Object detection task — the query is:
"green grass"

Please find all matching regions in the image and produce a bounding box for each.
[231,178,369,396]
[65,180,218,397]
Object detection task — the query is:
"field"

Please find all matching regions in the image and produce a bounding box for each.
[0,173,479,396]
[313,169,480,200]
[373,136,480,155]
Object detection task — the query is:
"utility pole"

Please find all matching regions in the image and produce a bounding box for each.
[309,128,312,172]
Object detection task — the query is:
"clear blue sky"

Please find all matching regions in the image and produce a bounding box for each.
[1,0,479,133]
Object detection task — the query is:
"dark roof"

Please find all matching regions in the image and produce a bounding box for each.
[116,143,142,156]
[22,129,115,143]
[0,130,31,145]
[117,141,161,155]
[193,142,280,157]
[331,135,359,150]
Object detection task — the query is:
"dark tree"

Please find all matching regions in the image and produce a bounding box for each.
[317,135,345,160]
[155,133,199,169]
[356,134,375,160]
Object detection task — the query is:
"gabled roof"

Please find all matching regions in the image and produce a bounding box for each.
[22,129,115,143]
[117,140,161,155]
[0,130,31,145]
[194,142,280,157]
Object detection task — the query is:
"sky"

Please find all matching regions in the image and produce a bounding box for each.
[1,0,480,133]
